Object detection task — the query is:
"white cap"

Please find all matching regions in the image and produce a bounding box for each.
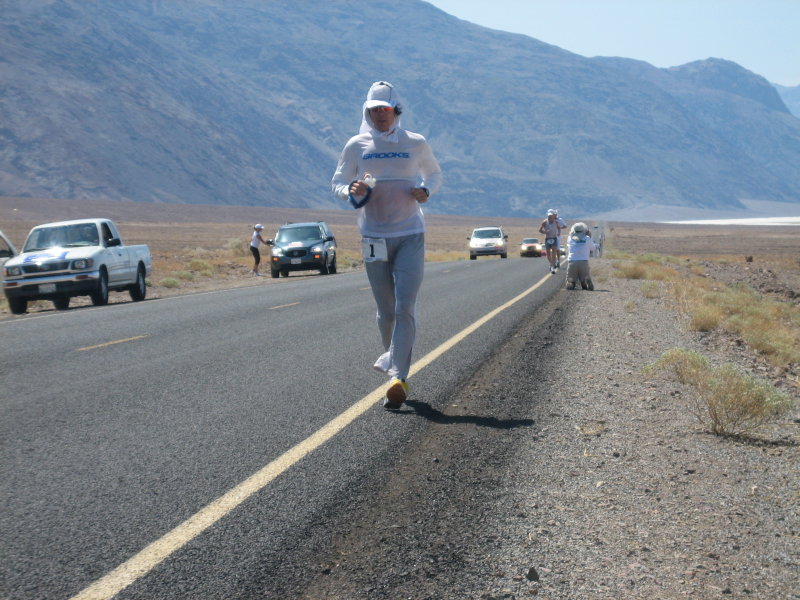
[573,222,586,233]
[364,81,399,110]
[547,209,556,216]
[254,224,264,230]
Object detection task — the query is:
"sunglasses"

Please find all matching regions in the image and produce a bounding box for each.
[369,106,394,113]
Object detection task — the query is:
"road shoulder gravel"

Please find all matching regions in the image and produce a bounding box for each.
[298,261,799,599]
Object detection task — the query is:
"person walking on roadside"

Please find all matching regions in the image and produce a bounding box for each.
[554,209,567,268]
[539,209,562,274]
[565,222,597,290]
[332,81,443,410]
[250,224,270,276]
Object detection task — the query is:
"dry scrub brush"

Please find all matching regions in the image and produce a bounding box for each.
[645,348,794,436]
[612,253,800,370]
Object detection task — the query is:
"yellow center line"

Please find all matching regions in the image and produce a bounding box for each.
[77,336,148,352]
[268,302,300,310]
[69,272,553,600]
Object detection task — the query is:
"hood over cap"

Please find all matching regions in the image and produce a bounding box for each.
[360,81,403,142]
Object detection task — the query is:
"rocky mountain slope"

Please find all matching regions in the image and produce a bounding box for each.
[2,0,799,218]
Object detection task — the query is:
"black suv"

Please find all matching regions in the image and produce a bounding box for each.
[269,221,337,278]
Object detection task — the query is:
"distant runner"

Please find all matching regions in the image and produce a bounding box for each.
[554,209,567,268]
[539,209,562,274]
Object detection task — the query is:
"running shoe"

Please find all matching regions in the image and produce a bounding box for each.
[383,378,408,410]
[373,351,391,374]
[581,281,588,290]
[587,279,594,291]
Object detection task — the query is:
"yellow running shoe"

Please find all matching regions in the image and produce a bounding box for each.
[383,378,408,410]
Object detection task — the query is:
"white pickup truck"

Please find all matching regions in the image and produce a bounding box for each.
[3,218,152,314]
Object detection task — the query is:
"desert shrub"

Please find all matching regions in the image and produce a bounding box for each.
[646,348,793,436]
[159,278,180,289]
[189,259,212,271]
[604,249,630,260]
[689,305,723,331]
[224,238,249,257]
[645,348,709,385]
[635,253,669,265]
[649,265,680,281]
[696,285,800,365]
[640,281,661,298]
[701,365,794,435]
[614,262,647,279]
[175,270,194,281]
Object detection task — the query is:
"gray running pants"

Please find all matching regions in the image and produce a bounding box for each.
[364,233,425,380]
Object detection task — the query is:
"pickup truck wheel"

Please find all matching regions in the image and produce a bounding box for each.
[90,269,109,306]
[270,268,280,279]
[129,265,146,301]
[53,295,70,310]
[8,297,27,314]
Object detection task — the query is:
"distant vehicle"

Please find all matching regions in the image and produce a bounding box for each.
[269,221,337,278]
[0,230,18,269]
[3,218,152,314]
[519,237,544,257]
[468,226,508,260]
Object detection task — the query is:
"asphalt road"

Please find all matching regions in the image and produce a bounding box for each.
[1,256,563,599]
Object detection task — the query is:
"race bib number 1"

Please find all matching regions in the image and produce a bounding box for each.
[361,237,388,262]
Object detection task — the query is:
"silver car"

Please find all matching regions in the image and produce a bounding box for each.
[468,226,508,259]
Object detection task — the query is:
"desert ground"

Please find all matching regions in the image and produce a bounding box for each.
[2,196,798,316]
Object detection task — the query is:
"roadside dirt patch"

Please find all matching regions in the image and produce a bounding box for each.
[296,269,799,600]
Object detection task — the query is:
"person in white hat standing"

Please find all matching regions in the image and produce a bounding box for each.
[250,223,269,276]
[332,81,443,410]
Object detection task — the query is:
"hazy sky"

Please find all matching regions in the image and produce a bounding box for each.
[427,0,800,86]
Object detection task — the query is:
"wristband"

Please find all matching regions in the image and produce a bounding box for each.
[348,179,372,209]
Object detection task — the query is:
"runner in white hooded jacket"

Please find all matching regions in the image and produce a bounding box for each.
[332,81,442,410]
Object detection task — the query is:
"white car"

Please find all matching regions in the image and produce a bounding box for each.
[468,226,509,259]
[3,218,152,314]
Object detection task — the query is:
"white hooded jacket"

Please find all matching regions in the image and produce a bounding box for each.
[332,82,443,238]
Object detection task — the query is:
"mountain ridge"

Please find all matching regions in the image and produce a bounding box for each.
[1,0,798,219]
